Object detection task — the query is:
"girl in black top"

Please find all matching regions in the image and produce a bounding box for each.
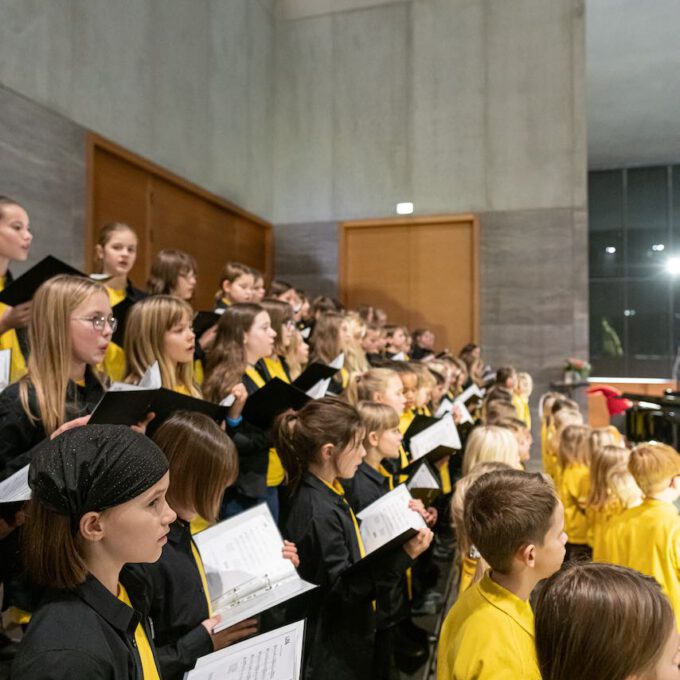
[276,397,433,680]
[11,425,175,680]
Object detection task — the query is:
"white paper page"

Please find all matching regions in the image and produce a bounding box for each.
[454,383,483,404]
[0,348,10,393]
[390,352,406,361]
[220,394,236,407]
[434,398,453,418]
[329,352,344,370]
[190,620,305,680]
[409,417,461,461]
[306,379,330,400]
[300,327,311,340]
[0,464,30,503]
[456,402,474,425]
[406,464,440,491]
[215,308,226,316]
[356,484,426,554]
[194,504,315,631]
[138,361,162,389]
[88,273,112,281]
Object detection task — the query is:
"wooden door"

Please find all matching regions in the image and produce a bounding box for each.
[87,134,272,310]
[339,215,479,352]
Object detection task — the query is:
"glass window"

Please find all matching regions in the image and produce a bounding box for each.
[589,171,624,278]
[589,280,625,377]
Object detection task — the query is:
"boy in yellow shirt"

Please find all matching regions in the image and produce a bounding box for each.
[604,442,680,627]
[437,469,567,680]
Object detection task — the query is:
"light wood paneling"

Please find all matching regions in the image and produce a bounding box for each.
[87,134,272,310]
[339,215,479,351]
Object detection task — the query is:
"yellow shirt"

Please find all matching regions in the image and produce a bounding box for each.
[604,498,680,628]
[541,422,557,480]
[264,355,290,384]
[511,394,525,423]
[190,516,211,535]
[437,572,540,680]
[173,384,193,396]
[190,541,213,616]
[245,366,285,487]
[560,464,590,545]
[99,287,127,382]
[586,496,623,561]
[0,275,27,383]
[118,584,161,680]
[458,554,478,597]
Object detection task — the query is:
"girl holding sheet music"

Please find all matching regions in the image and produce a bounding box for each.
[127,412,259,680]
[124,295,201,398]
[276,397,433,680]
[309,312,350,395]
[0,275,111,480]
[203,303,280,519]
[93,222,146,382]
[0,196,33,383]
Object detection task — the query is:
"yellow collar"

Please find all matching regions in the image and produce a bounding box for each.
[319,477,346,496]
[478,572,535,638]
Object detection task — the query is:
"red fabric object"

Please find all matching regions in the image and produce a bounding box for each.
[587,385,632,416]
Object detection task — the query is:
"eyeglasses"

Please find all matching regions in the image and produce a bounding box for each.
[73,314,118,333]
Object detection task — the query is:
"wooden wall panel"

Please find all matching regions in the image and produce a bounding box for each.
[340,215,479,351]
[87,134,272,310]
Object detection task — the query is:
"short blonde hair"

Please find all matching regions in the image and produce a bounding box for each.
[517,372,533,398]
[462,425,522,476]
[346,368,399,405]
[629,442,680,496]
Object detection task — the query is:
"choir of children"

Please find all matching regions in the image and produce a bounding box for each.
[2,195,680,679]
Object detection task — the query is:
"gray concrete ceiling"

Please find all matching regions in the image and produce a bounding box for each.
[587,0,680,169]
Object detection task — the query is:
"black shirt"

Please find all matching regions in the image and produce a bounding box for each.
[0,368,106,481]
[285,472,412,680]
[127,520,213,680]
[11,571,158,680]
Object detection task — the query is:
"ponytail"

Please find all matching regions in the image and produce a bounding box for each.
[273,397,364,491]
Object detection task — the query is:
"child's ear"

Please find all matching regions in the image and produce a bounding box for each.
[518,543,536,568]
[79,511,105,543]
[94,244,104,261]
[221,280,231,295]
[319,442,335,462]
[367,431,380,448]
[670,476,680,490]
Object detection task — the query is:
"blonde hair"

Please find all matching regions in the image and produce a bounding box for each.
[629,442,680,496]
[344,313,369,375]
[483,399,518,425]
[557,424,590,468]
[462,425,522,475]
[124,295,199,396]
[346,368,400,406]
[409,361,437,390]
[587,444,630,511]
[356,401,399,448]
[452,461,512,560]
[517,372,533,399]
[286,329,307,380]
[608,465,643,508]
[153,412,238,523]
[539,391,562,421]
[19,275,107,435]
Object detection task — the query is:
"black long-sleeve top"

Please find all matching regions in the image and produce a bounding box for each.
[284,472,412,680]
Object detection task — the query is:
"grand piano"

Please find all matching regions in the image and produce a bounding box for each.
[623,391,680,448]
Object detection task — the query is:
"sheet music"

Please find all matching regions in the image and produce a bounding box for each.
[409,417,461,460]
[407,464,440,491]
[329,352,344,370]
[434,397,453,418]
[456,401,474,424]
[0,348,10,393]
[220,394,236,407]
[188,620,305,680]
[454,383,483,404]
[300,327,311,339]
[390,352,406,361]
[194,504,316,631]
[0,464,30,503]
[356,484,426,554]
[109,361,161,392]
[306,379,330,400]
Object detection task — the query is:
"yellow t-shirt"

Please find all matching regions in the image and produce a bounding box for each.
[118,584,161,680]
[0,275,27,383]
[458,554,479,597]
[604,498,680,629]
[560,464,590,544]
[245,366,285,487]
[586,496,623,561]
[437,572,540,680]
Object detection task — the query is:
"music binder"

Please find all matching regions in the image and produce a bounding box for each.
[0,256,83,306]
[242,378,310,430]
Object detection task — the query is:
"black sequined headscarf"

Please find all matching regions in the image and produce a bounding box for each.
[29,424,168,520]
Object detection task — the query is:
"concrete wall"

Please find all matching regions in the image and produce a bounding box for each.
[273,0,588,422]
[0,0,275,220]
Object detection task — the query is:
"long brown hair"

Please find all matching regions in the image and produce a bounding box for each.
[152,412,238,523]
[273,397,364,490]
[310,312,346,364]
[203,303,263,402]
[147,249,197,295]
[260,298,294,356]
[535,562,674,680]
[19,275,107,434]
